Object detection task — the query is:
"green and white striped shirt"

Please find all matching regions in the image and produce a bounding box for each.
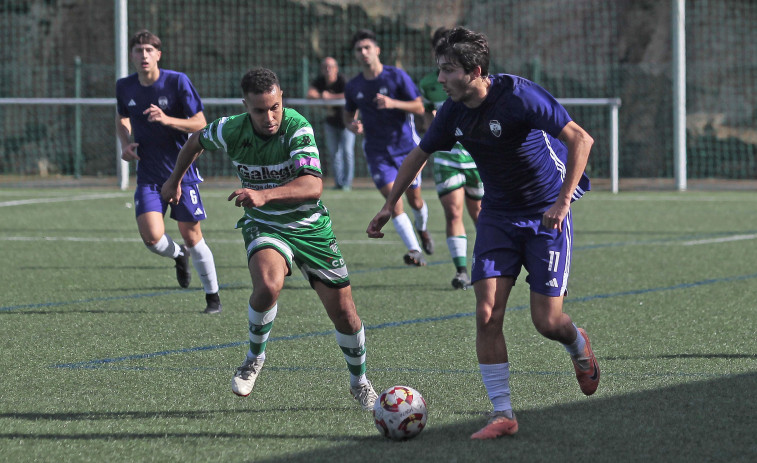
[199,108,331,232]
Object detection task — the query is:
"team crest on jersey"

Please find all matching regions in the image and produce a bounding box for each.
[379,86,388,95]
[489,120,502,138]
[158,96,168,110]
[302,135,312,145]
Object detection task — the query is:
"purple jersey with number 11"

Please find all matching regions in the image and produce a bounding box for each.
[420,74,591,216]
[116,69,204,185]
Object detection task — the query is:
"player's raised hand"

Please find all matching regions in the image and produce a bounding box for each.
[120,142,140,161]
[366,209,392,238]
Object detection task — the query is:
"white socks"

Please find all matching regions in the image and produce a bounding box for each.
[146,234,182,258]
[563,323,586,357]
[391,213,422,252]
[412,201,429,231]
[147,236,219,294]
[188,238,219,294]
[480,362,512,412]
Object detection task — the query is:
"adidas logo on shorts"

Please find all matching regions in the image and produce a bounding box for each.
[545,278,559,288]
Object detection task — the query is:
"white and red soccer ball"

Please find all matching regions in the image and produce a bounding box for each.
[373,385,428,440]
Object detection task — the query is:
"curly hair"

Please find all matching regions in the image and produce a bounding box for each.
[240,68,281,95]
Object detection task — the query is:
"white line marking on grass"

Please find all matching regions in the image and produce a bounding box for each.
[0,236,401,245]
[2,236,144,242]
[683,234,757,246]
[0,193,128,207]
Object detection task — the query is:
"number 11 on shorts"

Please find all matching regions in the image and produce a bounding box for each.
[547,251,560,272]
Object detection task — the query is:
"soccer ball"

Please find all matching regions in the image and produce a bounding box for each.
[373,385,428,440]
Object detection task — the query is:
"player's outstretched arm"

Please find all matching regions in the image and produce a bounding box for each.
[366,146,430,238]
[161,131,204,205]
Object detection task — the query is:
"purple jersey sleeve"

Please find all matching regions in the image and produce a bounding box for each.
[419,99,456,155]
[513,79,571,138]
[176,73,204,118]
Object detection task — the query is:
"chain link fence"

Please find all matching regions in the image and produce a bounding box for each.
[0,0,755,184]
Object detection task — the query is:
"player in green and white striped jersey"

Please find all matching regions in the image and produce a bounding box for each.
[417,27,484,289]
[161,68,377,410]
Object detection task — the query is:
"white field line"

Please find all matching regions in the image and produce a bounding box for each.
[682,234,757,246]
[0,193,128,207]
[0,236,400,245]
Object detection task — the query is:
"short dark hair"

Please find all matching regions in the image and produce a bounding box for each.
[434,27,490,75]
[128,29,161,52]
[351,29,377,48]
[240,68,281,95]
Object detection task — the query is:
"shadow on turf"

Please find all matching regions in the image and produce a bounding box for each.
[251,372,755,462]
[1,374,753,460]
[604,353,757,360]
[1,407,350,422]
[0,432,367,441]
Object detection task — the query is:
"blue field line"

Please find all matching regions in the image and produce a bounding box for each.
[0,262,444,313]
[49,271,757,370]
[4,230,753,314]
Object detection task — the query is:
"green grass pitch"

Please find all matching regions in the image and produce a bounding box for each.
[0,185,755,462]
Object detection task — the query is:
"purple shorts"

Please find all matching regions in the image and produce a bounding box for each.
[471,209,574,297]
[365,150,422,190]
[134,183,207,222]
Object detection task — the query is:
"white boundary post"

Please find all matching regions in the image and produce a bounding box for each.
[610,103,619,194]
[115,0,129,191]
[559,98,622,193]
[672,0,687,191]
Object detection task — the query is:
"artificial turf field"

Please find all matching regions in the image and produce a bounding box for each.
[0,185,754,462]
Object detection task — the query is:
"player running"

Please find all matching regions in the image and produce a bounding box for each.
[367,27,600,439]
[115,29,221,314]
[161,67,378,411]
[343,29,434,266]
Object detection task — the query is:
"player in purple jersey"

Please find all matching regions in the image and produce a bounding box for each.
[367,27,600,439]
[115,30,221,314]
[343,29,434,267]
